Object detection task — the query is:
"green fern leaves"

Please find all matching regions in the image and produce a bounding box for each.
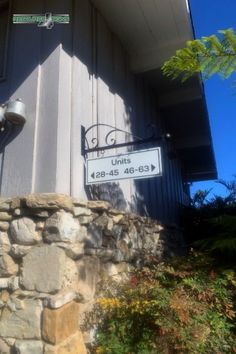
[162,28,236,81]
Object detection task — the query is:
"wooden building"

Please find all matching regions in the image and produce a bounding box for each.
[0,0,216,224]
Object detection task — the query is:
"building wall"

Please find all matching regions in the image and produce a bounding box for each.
[0,0,185,223]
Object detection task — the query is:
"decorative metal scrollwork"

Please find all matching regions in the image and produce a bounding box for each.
[81,123,171,156]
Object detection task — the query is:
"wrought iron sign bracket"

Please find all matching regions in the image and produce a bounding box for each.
[81,124,171,157]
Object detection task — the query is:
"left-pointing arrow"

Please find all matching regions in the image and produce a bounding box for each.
[91,172,95,179]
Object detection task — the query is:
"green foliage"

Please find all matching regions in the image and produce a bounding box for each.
[184,177,236,258]
[194,215,236,254]
[90,253,236,354]
[161,28,236,81]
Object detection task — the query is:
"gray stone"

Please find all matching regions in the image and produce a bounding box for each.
[36,221,45,230]
[23,193,73,211]
[44,332,87,354]
[0,198,11,211]
[85,248,122,262]
[14,340,43,354]
[10,218,41,245]
[4,338,15,347]
[112,249,126,262]
[107,218,114,231]
[109,208,126,215]
[0,276,19,290]
[73,206,92,217]
[112,214,124,223]
[153,224,164,232]
[8,276,19,291]
[77,256,100,301]
[87,200,111,211]
[102,262,131,279]
[0,299,42,339]
[93,214,109,229]
[11,197,21,209]
[142,232,160,251]
[127,224,142,249]
[78,215,94,225]
[112,224,123,240]
[72,199,87,207]
[10,244,33,258]
[20,245,78,293]
[0,212,12,221]
[12,289,48,299]
[7,299,18,312]
[144,226,155,234]
[0,289,9,302]
[84,248,97,256]
[13,208,23,216]
[102,234,116,248]
[0,232,11,254]
[0,255,18,276]
[85,224,103,248]
[117,239,130,256]
[0,221,9,231]
[43,290,76,309]
[0,338,10,354]
[57,242,84,259]
[0,278,9,289]
[44,211,87,243]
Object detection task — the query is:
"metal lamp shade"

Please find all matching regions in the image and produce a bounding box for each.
[5,99,26,125]
[0,106,6,124]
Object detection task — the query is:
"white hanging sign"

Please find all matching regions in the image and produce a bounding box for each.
[86,147,162,185]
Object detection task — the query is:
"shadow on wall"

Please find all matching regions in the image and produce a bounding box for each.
[0,123,23,193]
[0,123,23,153]
[86,179,160,218]
[87,183,127,211]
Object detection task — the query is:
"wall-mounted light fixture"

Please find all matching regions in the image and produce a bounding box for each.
[0,98,26,130]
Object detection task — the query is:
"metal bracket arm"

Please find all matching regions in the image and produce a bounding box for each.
[81,124,171,156]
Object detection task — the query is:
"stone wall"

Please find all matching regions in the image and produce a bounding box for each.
[0,194,184,353]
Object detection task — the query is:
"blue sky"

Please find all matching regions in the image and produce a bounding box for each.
[189,0,236,198]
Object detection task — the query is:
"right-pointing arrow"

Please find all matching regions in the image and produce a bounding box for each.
[151,164,156,172]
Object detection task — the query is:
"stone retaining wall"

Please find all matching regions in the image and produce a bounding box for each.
[0,194,184,353]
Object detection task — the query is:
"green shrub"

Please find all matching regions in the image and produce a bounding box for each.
[183,177,236,259]
[91,253,236,354]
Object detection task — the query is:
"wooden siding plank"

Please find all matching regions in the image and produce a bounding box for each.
[113,37,131,209]
[71,0,93,198]
[33,45,60,193]
[56,47,72,194]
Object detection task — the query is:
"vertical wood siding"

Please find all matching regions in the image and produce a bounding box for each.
[0,0,186,224]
